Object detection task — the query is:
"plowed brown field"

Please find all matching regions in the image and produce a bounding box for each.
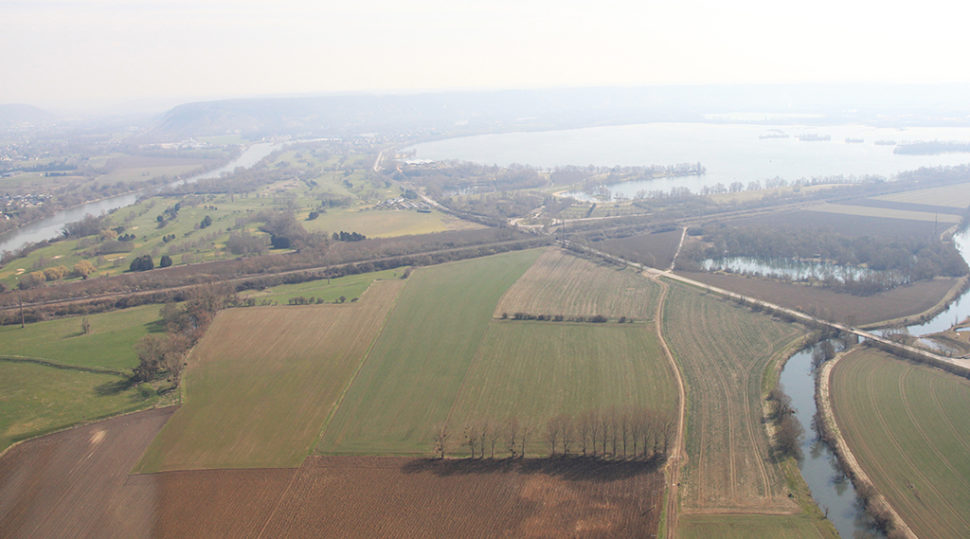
[0,407,174,539]
[2,418,664,538]
[494,248,660,320]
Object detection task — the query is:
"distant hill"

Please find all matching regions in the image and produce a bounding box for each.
[145,84,970,142]
[0,104,54,129]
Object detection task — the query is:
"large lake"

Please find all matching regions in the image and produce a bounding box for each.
[410,123,970,198]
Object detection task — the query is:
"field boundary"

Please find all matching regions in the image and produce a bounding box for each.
[816,350,916,539]
[0,354,128,376]
[311,280,404,454]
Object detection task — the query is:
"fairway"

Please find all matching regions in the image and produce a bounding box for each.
[316,250,541,455]
[662,281,803,512]
[494,248,661,321]
[136,278,405,471]
[831,348,970,538]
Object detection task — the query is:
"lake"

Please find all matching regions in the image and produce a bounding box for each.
[410,123,970,198]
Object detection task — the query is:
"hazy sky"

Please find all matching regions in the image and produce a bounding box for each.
[3,0,968,110]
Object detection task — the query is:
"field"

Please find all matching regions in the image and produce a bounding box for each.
[0,304,160,371]
[2,425,664,538]
[677,514,830,538]
[876,180,970,209]
[678,270,960,325]
[302,206,482,238]
[0,407,174,538]
[136,278,405,471]
[0,305,163,451]
[316,250,542,455]
[494,248,661,320]
[662,280,803,512]
[238,267,404,305]
[723,209,939,239]
[596,229,684,269]
[806,202,962,224]
[830,347,970,538]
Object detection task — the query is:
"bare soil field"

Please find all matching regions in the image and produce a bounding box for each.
[0,407,174,539]
[494,248,661,320]
[595,229,683,269]
[662,281,803,513]
[875,180,970,209]
[677,270,959,326]
[841,197,967,216]
[720,210,939,239]
[831,347,970,538]
[805,202,962,224]
[153,456,664,538]
[136,278,405,472]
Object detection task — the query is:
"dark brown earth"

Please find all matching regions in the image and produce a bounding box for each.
[1,411,663,538]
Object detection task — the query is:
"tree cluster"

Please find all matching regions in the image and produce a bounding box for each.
[132,285,235,384]
[503,312,625,324]
[332,230,366,242]
[767,388,803,459]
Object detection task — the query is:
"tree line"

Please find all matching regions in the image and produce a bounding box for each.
[432,407,673,461]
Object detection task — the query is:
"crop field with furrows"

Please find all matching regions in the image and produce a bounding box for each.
[135,278,405,472]
[494,248,660,321]
[0,407,174,539]
[153,456,665,538]
[875,180,970,209]
[662,281,803,512]
[444,321,678,456]
[831,347,970,538]
[316,250,541,455]
[677,270,959,326]
[595,229,684,270]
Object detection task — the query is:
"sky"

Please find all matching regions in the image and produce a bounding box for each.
[3,0,969,111]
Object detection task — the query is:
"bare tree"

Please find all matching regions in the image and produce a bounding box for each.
[544,417,560,456]
[559,415,574,455]
[577,411,592,456]
[432,423,450,459]
[589,412,600,456]
[464,424,478,459]
[503,417,520,458]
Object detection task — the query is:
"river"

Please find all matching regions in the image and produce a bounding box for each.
[778,227,970,538]
[0,142,280,255]
[409,122,970,199]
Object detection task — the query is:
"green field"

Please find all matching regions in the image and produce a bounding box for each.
[317,250,542,455]
[0,305,160,371]
[135,278,405,471]
[662,280,804,512]
[239,268,404,305]
[0,305,163,452]
[678,514,830,538]
[302,207,480,238]
[831,348,970,538]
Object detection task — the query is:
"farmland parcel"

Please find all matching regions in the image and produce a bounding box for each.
[136,278,405,471]
[831,347,970,538]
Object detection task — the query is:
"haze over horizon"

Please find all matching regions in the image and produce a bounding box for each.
[4,0,969,112]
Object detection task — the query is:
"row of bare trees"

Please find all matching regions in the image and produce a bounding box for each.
[432,407,673,461]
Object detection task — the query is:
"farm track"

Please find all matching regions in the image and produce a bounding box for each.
[648,275,686,538]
